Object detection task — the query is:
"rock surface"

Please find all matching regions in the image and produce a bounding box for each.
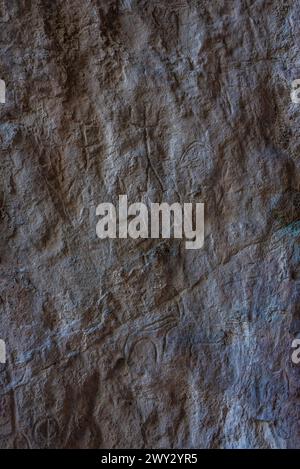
[0,0,299,448]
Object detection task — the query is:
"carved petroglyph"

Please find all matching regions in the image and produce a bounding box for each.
[13,432,31,449]
[0,394,13,436]
[33,417,60,448]
[177,139,213,197]
[1,0,299,449]
[0,340,5,364]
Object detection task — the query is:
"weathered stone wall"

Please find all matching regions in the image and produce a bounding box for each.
[0,0,299,448]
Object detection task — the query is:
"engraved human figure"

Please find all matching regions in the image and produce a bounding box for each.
[291,79,300,104]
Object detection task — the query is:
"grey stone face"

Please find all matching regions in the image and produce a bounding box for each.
[0,0,300,449]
